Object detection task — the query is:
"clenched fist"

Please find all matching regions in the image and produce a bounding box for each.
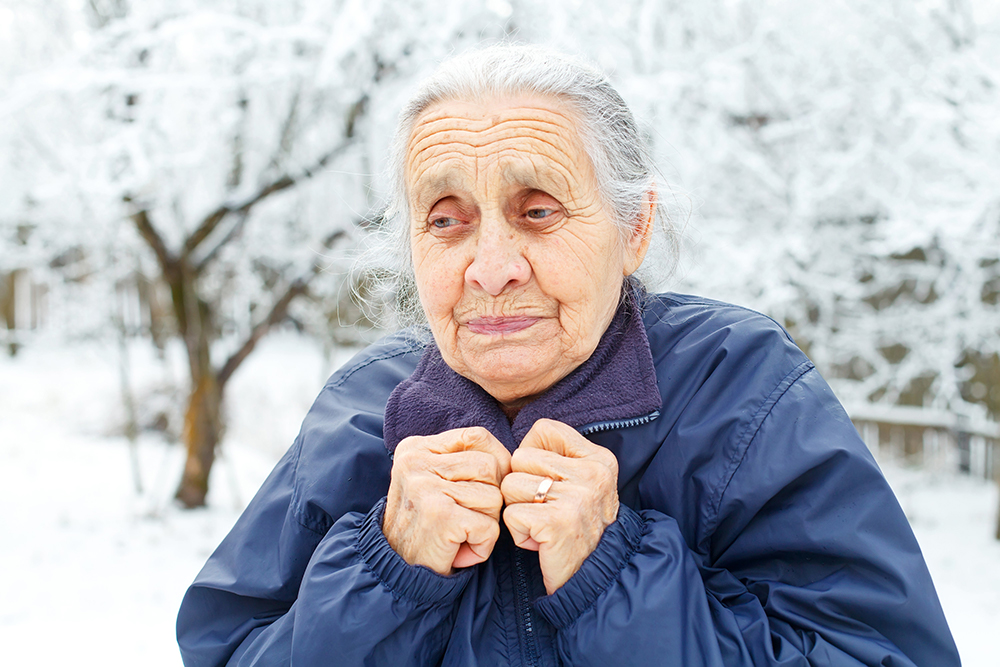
[501,419,620,594]
[383,427,512,575]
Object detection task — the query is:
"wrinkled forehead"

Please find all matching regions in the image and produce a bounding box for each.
[404,97,596,200]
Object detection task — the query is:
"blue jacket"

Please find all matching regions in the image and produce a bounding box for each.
[177,292,960,666]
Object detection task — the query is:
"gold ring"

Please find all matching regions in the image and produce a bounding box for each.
[533,477,554,503]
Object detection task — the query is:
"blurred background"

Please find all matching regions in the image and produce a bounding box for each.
[1,0,998,663]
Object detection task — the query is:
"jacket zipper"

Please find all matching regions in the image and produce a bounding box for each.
[513,547,542,667]
[579,410,660,436]
[508,410,659,666]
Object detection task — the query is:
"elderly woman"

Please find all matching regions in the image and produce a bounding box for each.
[177,46,959,666]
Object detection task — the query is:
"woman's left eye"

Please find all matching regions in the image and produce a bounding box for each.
[525,208,553,220]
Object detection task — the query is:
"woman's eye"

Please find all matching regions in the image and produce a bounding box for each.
[525,208,553,220]
[431,217,461,229]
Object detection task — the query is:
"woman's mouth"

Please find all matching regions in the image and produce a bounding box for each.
[465,316,540,335]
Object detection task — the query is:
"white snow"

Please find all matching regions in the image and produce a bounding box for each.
[1,334,997,665]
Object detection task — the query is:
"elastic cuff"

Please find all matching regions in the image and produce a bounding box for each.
[534,503,646,629]
[356,497,473,606]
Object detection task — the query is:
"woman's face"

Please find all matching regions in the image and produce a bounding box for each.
[406,96,650,406]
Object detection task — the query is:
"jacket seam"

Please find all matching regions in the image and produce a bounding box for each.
[707,360,814,538]
[327,340,426,389]
[292,501,329,536]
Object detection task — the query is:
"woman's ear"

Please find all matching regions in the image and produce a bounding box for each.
[623,188,656,276]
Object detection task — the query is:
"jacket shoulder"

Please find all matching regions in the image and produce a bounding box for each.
[324,329,428,389]
[641,292,801,353]
[639,292,811,393]
[633,293,818,547]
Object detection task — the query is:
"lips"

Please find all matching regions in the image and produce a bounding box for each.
[465,316,540,335]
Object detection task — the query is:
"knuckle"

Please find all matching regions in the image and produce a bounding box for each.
[499,473,517,496]
[577,458,602,480]
[539,417,562,430]
[395,435,424,456]
[587,456,616,481]
[393,444,430,471]
[461,426,489,445]
[510,448,526,466]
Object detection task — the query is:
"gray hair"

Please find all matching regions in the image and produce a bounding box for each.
[360,44,678,328]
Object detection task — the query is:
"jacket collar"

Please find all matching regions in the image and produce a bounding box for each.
[383,292,662,453]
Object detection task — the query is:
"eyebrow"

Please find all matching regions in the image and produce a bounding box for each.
[499,163,542,190]
[410,173,467,208]
[500,160,574,199]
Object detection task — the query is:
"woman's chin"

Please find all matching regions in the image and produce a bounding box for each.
[442,323,589,404]
[455,350,574,406]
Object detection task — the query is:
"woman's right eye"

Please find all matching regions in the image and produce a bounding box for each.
[431,217,460,229]
[425,197,470,235]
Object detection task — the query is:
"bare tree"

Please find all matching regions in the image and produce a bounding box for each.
[124,147,352,505]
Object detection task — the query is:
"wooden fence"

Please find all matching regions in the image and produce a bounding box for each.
[1,268,171,350]
[849,404,1000,480]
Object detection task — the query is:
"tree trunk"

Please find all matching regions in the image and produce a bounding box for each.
[170,259,222,509]
[995,493,999,541]
[176,372,223,508]
[995,458,1000,541]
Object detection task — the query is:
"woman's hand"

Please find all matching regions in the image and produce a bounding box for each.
[384,427,512,575]
[501,418,620,594]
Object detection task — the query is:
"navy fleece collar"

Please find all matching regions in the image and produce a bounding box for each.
[383,294,662,453]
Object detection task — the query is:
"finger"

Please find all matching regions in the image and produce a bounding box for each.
[452,542,487,568]
[404,496,501,571]
[455,427,513,478]
[509,447,575,480]
[432,450,506,486]
[503,503,552,551]
[385,493,481,574]
[519,418,600,458]
[426,427,512,476]
[519,420,619,481]
[504,502,601,595]
[440,480,504,520]
[451,509,501,568]
[501,471,561,506]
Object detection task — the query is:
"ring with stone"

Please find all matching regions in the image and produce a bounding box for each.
[533,477,554,503]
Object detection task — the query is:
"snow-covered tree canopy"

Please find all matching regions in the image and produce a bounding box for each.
[3,0,999,426]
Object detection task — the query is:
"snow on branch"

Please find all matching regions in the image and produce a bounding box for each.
[217,229,347,387]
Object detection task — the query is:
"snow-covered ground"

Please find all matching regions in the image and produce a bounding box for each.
[1,333,997,665]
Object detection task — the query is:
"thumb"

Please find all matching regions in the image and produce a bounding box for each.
[519,418,595,458]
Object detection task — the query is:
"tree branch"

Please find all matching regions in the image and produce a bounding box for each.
[192,211,250,273]
[182,139,354,261]
[125,198,177,279]
[265,88,302,175]
[217,229,347,387]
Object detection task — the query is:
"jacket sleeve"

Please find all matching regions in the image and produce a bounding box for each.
[177,462,473,667]
[534,368,961,666]
[228,499,472,666]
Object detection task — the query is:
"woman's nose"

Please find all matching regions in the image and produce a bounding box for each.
[464,223,530,296]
